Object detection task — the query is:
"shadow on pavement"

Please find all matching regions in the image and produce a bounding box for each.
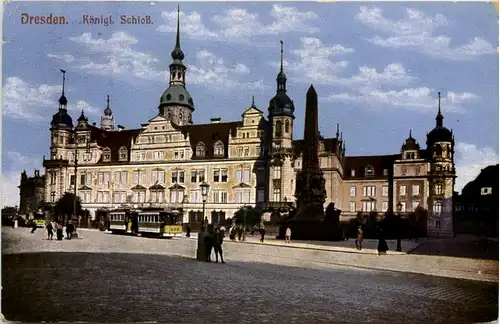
[409,237,499,261]
[2,251,498,324]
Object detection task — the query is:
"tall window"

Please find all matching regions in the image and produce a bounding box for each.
[189,190,201,203]
[153,151,165,160]
[382,186,388,197]
[363,186,376,197]
[170,190,184,203]
[275,120,282,137]
[362,201,376,212]
[433,201,442,215]
[285,120,290,133]
[349,201,356,212]
[382,201,388,212]
[399,185,407,196]
[412,201,420,211]
[213,169,228,182]
[151,170,165,184]
[273,166,282,179]
[400,201,407,212]
[212,190,228,203]
[350,186,356,197]
[213,141,224,156]
[435,183,443,195]
[257,189,265,203]
[119,147,128,161]
[103,148,111,162]
[273,188,281,202]
[412,184,420,196]
[80,174,86,186]
[171,171,184,183]
[133,170,140,184]
[235,189,250,203]
[236,167,251,182]
[150,190,164,203]
[244,147,250,157]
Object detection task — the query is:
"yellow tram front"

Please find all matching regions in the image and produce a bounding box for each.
[108,209,129,234]
[137,208,183,238]
[34,213,46,227]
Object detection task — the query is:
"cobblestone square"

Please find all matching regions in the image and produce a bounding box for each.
[2,228,498,323]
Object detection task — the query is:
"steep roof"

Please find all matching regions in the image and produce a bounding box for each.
[292,137,341,156]
[344,154,400,179]
[180,121,242,160]
[89,126,141,163]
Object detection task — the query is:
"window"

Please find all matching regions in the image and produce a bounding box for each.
[400,201,406,212]
[120,172,127,185]
[412,184,420,196]
[273,188,281,202]
[351,169,356,177]
[349,201,356,212]
[273,166,282,179]
[199,170,205,182]
[119,147,128,161]
[191,171,197,183]
[213,169,220,182]
[133,171,140,184]
[275,120,282,137]
[212,190,228,203]
[113,192,127,203]
[83,152,92,162]
[103,148,111,161]
[190,190,201,203]
[401,167,407,176]
[169,190,184,203]
[196,142,206,157]
[285,120,290,133]
[435,220,441,229]
[238,147,243,157]
[382,186,388,197]
[257,189,265,203]
[151,170,165,184]
[405,152,416,160]
[481,187,493,195]
[349,186,356,197]
[50,173,56,185]
[415,166,421,176]
[399,185,406,196]
[363,186,376,197]
[433,201,442,215]
[70,175,75,186]
[154,151,164,160]
[365,166,374,176]
[435,183,443,195]
[150,190,164,203]
[244,147,249,157]
[236,168,250,182]
[412,201,420,211]
[382,201,388,212]
[172,171,178,183]
[383,169,388,176]
[97,191,109,203]
[213,141,224,156]
[362,201,376,212]
[213,169,227,182]
[80,174,86,186]
[171,171,184,183]
[235,189,251,203]
[82,191,91,203]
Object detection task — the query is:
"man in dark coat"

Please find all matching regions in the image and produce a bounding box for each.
[213,228,225,263]
[204,230,214,262]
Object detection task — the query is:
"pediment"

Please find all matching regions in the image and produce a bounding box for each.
[232,182,252,189]
[131,184,147,190]
[242,107,263,116]
[169,183,185,190]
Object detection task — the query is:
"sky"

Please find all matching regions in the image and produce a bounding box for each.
[2,2,499,207]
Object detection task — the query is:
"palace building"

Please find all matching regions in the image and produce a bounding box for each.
[42,8,456,236]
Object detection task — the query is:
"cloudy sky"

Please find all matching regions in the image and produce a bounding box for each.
[2,2,498,207]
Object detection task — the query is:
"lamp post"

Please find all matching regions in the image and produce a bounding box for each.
[51,191,56,221]
[242,206,248,241]
[200,181,210,232]
[396,202,403,252]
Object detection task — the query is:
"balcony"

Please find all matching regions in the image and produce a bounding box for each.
[43,157,69,169]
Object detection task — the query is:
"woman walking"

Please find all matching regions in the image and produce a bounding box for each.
[285,225,292,244]
[377,228,389,255]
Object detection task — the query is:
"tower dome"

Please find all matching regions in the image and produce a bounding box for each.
[268,40,295,119]
[427,92,453,146]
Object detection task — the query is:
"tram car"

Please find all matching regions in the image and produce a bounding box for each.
[137,208,183,238]
[34,212,46,228]
[108,208,130,234]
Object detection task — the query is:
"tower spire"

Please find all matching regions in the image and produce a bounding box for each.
[280,40,284,73]
[61,69,66,95]
[436,92,444,127]
[276,40,287,92]
[251,95,255,108]
[106,95,110,108]
[409,129,412,138]
[58,69,68,108]
[336,123,340,138]
[170,5,185,61]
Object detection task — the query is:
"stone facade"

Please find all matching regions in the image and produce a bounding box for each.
[18,169,45,216]
[41,13,456,237]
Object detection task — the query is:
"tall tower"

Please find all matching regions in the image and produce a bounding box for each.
[426,92,456,237]
[158,5,194,126]
[268,40,296,203]
[100,95,115,131]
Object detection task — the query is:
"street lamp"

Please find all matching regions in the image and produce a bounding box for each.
[396,202,403,252]
[242,206,248,241]
[51,191,56,221]
[200,181,210,232]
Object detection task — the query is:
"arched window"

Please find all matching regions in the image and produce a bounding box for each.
[119,146,128,161]
[285,120,290,133]
[213,141,224,157]
[433,201,442,215]
[365,165,375,176]
[275,120,282,137]
[196,142,206,157]
[103,147,111,162]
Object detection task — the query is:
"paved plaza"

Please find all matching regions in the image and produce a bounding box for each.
[2,228,498,323]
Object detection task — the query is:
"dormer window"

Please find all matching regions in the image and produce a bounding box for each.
[196,142,206,157]
[119,146,128,161]
[213,141,224,157]
[383,169,388,176]
[103,147,111,162]
[351,169,355,177]
[405,152,416,160]
[365,165,374,176]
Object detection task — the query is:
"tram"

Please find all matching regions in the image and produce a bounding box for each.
[137,208,183,238]
[108,208,130,234]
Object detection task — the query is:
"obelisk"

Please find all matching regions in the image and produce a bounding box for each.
[292,85,327,230]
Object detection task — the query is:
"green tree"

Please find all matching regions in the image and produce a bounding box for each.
[233,206,262,227]
[54,192,82,223]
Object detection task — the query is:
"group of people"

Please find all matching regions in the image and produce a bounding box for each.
[203,225,226,263]
[355,226,389,255]
[227,224,267,243]
[44,220,75,241]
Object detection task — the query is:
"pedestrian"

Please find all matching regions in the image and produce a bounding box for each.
[260,227,266,243]
[355,226,363,250]
[30,221,37,234]
[56,222,64,240]
[237,225,243,241]
[285,225,291,244]
[66,221,74,240]
[204,229,214,262]
[377,228,389,256]
[186,224,191,238]
[229,226,236,241]
[46,222,54,240]
[213,228,225,264]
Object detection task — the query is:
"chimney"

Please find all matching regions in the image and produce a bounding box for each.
[118,125,125,131]
[211,117,221,124]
